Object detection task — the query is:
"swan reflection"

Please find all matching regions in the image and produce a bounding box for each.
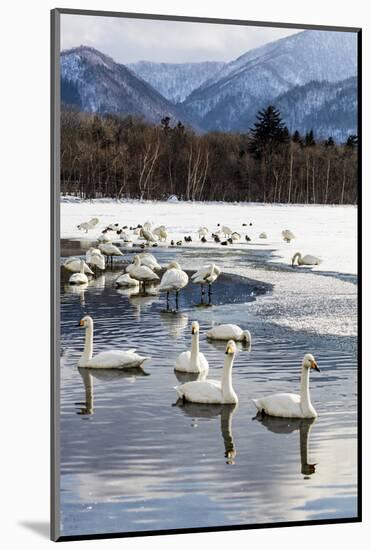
[160,311,189,339]
[174,369,208,384]
[175,402,237,464]
[76,366,150,415]
[64,282,88,305]
[255,414,317,477]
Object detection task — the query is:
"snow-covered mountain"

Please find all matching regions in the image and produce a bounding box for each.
[275,77,357,141]
[61,46,191,126]
[127,60,226,103]
[60,30,358,140]
[183,30,357,131]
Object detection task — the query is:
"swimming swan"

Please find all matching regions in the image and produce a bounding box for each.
[63,257,94,275]
[292,253,322,267]
[69,260,89,285]
[175,321,209,374]
[174,340,238,404]
[206,324,251,348]
[77,315,149,368]
[252,353,320,418]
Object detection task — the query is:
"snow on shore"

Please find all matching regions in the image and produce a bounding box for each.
[61,199,357,275]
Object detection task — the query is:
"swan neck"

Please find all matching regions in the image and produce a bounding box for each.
[190,331,199,363]
[82,323,93,362]
[300,365,312,414]
[221,354,235,400]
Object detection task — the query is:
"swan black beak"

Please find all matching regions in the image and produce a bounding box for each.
[312,362,320,372]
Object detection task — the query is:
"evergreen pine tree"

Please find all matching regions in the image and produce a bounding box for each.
[346,134,358,149]
[248,105,289,159]
[305,129,316,147]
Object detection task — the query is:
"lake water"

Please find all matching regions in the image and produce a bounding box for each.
[59,243,358,537]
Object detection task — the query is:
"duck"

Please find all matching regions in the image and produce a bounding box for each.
[159,261,189,308]
[252,353,320,418]
[77,315,149,368]
[206,324,251,348]
[282,229,296,243]
[63,257,94,275]
[126,255,159,290]
[175,321,209,374]
[115,273,140,287]
[259,232,268,239]
[245,235,251,242]
[191,263,221,295]
[201,236,207,243]
[69,260,89,285]
[174,340,238,404]
[292,252,322,267]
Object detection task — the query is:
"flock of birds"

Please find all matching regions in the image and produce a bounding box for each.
[77,315,320,419]
[63,215,324,420]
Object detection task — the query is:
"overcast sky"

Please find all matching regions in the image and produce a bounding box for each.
[61,14,300,64]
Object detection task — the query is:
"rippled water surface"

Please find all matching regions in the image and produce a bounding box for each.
[59,244,358,536]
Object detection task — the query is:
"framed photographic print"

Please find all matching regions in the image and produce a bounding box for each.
[51,8,361,542]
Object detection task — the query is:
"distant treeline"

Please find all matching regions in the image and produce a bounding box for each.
[60,106,358,204]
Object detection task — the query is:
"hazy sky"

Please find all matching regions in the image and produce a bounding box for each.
[61,14,300,64]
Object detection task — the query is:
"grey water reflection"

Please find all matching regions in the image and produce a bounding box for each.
[255,415,317,477]
[176,402,237,465]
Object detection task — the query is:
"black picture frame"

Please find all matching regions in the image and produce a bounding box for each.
[51,8,362,542]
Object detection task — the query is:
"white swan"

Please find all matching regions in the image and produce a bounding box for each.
[98,242,124,264]
[78,315,149,368]
[206,324,251,347]
[153,225,168,242]
[282,229,296,243]
[63,257,94,275]
[97,232,112,244]
[174,340,238,404]
[159,261,189,307]
[252,353,320,418]
[198,227,209,239]
[138,252,162,271]
[175,321,209,374]
[69,260,89,285]
[86,248,105,271]
[126,256,160,288]
[191,263,221,294]
[115,273,140,287]
[292,252,322,267]
[221,225,232,237]
[140,228,157,243]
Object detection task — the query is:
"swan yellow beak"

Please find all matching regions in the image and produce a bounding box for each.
[79,319,85,326]
[225,343,234,354]
[311,360,320,372]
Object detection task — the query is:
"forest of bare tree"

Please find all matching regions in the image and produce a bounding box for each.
[60,107,358,204]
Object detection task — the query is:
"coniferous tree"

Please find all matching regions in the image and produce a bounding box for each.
[305,129,316,147]
[325,136,335,148]
[292,130,302,144]
[248,105,289,159]
[346,134,358,149]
